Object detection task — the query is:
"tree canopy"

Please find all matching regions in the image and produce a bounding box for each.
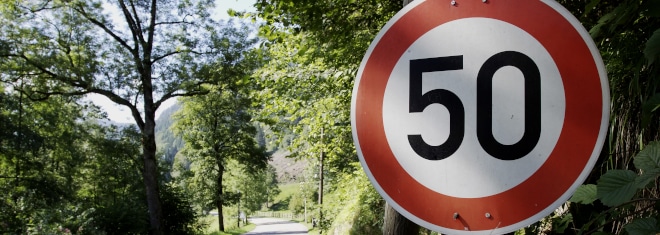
[0,1,257,233]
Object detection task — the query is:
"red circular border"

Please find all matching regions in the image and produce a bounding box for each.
[354,0,604,232]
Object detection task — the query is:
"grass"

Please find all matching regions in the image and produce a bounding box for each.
[269,183,300,211]
[291,217,320,235]
[201,183,307,234]
[269,183,321,234]
[276,183,299,202]
[203,215,256,235]
[206,223,255,235]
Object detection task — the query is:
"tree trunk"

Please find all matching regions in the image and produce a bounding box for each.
[142,106,163,235]
[217,165,225,232]
[383,203,420,235]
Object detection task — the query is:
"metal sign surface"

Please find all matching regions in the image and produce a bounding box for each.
[351,0,609,234]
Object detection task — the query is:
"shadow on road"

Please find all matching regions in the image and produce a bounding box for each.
[252,221,300,226]
[243,231,308,235]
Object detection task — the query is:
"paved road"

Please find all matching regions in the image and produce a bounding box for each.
[244,217,308,235]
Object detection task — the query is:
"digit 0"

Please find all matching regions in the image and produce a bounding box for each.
[477,51,541,160]
[408,51,541,161]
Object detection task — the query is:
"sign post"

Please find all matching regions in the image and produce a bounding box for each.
[351,0,609,234]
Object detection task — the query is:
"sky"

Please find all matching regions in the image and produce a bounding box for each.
[89,0,257,124]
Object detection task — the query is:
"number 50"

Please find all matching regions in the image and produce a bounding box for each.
[408,51,541,161]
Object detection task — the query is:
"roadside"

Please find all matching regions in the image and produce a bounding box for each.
[244,217,308,235]
[204,214,255,235]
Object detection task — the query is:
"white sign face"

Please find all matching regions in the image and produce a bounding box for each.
[383,18,566,198]
[351,0,609,234]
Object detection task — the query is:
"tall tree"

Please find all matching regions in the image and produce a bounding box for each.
[173,85,268,232]
[0,91,85,234]
[0,1,255,233]
[252,0,407,232]
[224,161,281,213]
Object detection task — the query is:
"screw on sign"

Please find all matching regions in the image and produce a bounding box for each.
[350,0,609,234]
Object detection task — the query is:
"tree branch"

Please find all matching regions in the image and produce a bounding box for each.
[13,88,87,101]
[155,88,209,110]
[151,50,182,64]
[146,0,158,57]
[4,52,146,129]
[128,0,145,42]
[90,88,145,130]
[117,0,143,48]
[72,4,134,54]
[151,49,215,64]
[154,20,194,27]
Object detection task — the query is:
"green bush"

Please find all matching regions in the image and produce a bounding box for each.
[322,163,385,234]
[161,182,205,235]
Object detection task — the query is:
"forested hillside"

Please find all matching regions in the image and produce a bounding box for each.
[155,103,184,176]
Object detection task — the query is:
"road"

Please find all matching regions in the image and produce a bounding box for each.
[244,217,308,235]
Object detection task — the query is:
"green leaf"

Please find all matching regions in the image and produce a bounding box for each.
[624,218,660,235]
[633,141,660,172]
[552,213,573,233]
[644,28,660,65]
[570,184,598,205]
[597,170,638,207]
[227,9,237,17]
[642,94,660,127]
[590,23,605,38]
[635,168,660,188]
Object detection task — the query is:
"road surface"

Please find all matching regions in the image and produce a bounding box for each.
[244,217,308,235]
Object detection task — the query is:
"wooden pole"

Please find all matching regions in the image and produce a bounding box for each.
[318,127,324,226]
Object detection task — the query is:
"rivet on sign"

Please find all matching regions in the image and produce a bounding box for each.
[453,212,459,220]
[482,0,487,2]
[485,212,492,218]
[451,0,456,6]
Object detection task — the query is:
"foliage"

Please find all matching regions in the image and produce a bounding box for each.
[82,125,149,235]
[91,200,148,235]
[559,0,660,234]
[287,179,318,217]
[0,86,165,234]
[322,162,384,235]
[0,91,89,233]
[173,84,268,231]
[571,141,660,234]
[252,30,358,182]
[223,161,281,213]
[161,182,204,235]
[252,0,399,67]
[248,0,402,234]
[0,1,259,232]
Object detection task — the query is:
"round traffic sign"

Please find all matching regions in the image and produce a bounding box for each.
[351,0,609,234]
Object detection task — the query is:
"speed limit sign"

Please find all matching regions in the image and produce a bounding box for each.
[351,0,609,234]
